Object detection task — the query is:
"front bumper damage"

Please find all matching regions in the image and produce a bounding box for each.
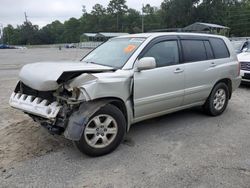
[9,92,62,119]
[9,67,133,141]
[9,92,116,141]
[9,92,68,135]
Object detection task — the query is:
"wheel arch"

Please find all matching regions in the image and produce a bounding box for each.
[64,97,131,141]
[91,97,134,132]
[203,78,232,116]
[92,97,128,123]
[214,78,232,99]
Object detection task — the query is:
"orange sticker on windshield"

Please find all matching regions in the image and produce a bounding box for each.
[124,45,136,53]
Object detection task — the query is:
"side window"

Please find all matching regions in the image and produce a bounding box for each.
[204,41,214,60]
[209,38,230,59]
[181,40,207,62]
[143,40,179,67]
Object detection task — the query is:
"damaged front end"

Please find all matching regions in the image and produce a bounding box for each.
[10,72,101,135]
[9,64,133,141]
[9,81,76,135]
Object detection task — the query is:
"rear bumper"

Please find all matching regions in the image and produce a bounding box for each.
[9,92,61,119]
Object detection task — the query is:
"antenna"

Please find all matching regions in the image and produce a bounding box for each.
[24,12,28,23]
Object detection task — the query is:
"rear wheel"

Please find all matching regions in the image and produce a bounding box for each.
[203,82,229,116]
[74,104,126,156]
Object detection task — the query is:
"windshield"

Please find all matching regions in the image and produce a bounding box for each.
[82,37,145,68]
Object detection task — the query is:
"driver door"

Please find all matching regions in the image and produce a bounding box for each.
[133,38,185,121]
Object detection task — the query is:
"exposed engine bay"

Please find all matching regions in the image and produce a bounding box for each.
[9,61,133,141]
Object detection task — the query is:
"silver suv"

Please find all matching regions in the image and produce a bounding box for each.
[9,33,241,156]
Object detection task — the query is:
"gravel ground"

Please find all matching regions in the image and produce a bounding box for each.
[0,48,250,188]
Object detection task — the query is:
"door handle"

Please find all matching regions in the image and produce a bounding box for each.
[174,68,184,73]
[210,62,217,67]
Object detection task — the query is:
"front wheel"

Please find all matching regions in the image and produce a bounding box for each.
[74,104,126,156]
[203,82,229,116]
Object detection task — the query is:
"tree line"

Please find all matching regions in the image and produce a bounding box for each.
[2,0,250,45]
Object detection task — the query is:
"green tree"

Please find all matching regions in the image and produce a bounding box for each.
[39,20,64,44]
[160,0,199,28]
[18,22,40,45]
[107,0,128,31]
[143,4,155,14]
[142,4,161,31]
[62,18,81,43]
[3,25,15,44]
[124,8,141,33]
[4,0,250,45]
[91,4,106,16]
[89,4,110,32]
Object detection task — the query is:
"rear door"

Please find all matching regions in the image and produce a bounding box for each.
[181,36,230,105]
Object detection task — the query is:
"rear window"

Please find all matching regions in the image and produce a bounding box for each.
[181,40,207,62]
[209,38,230,59]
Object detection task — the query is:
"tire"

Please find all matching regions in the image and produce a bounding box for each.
[74,104,126,157]
[203,82,229,116]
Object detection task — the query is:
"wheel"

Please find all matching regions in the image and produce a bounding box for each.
[203,82,229,116]
[74,104,126,156]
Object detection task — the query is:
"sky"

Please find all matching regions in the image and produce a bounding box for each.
[0,0,163,28]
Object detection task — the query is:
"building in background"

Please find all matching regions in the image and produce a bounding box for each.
[149,22,230,36]
[80,32,128,42]
[183,22,230,36]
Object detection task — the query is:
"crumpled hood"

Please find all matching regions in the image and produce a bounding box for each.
[19,61,114,91]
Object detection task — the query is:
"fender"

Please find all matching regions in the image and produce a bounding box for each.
[64,99,115,141]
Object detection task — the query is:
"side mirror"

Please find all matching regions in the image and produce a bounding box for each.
[136,57,156,71]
